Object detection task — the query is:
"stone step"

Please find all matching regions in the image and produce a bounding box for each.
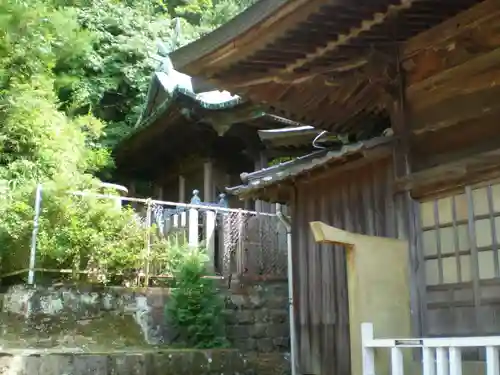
[0,349,252,375]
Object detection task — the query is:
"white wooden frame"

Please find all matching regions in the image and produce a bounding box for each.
[362,322,500,375]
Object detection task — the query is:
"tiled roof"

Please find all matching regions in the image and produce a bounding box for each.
[227,136,393,196]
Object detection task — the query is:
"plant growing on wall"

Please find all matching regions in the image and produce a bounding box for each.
[166,248,229,348]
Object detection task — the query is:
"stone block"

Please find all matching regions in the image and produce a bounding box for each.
[223,310,238,324]
[248,294,263,309]
[245,353,291,375]
[233,338,257,351]
[253,310,270,323]
[249,324,267,339]
[266,297,288,310]
[256,338,275,353]
[0,349,257,375]
[227,325,250,339]
[146,288,169,308]
[73,354,109,375]
[269,310,288,324]
[228,294,247,308]
[273,337,290,351]
[267,323,289,338]
[235,310,254,324]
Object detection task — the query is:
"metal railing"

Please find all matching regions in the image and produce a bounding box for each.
[4,185,288,286]
[362,322,500,375]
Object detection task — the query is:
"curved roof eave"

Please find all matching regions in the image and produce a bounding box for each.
[170,0,299,72]
[119,86,247,148]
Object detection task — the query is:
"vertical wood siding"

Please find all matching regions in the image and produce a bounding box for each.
[291,157,400,375]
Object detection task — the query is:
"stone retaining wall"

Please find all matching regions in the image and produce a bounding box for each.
[0,349,252,375]
[2,281,291,354]
[225,281,290,353]
[2,284,170,345]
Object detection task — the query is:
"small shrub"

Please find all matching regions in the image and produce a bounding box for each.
[166,248,229,348]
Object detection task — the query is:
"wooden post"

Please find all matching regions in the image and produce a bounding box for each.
[205,210,216,272]
[486,347,499,375]
[391,48,424,338]
[244,199,251,210]
[128,181,136,196]
[236,210,244,276]
[254,152,270,212]
[361,323,375,375]
[422,347,436,375]
[154,185,163,200]
[204,160,214,202]
[144,199,152,286]
[188,189,200,248]
[188,208,199,248]
[128,181,137,209]
[448,347,462,375]
[436,348,448,375]
[179,175,186,202]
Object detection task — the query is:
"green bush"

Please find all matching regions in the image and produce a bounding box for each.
[0,181,151,283]
[166,249,229,348]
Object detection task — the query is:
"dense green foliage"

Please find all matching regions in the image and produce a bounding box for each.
[166,249,228,348]
[0,0,252,281]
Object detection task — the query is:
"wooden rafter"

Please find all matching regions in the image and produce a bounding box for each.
[222,44,396,89]
[282,0,416,73]
[221,57,369,88]
[194,0,329,73]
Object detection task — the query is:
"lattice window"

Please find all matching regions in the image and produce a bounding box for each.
[419,180,500,342]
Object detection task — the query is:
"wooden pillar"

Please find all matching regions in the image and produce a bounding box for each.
[126,181,137,209]
[154,185,163,200]
[244,199,252,210]
[179,175,186,203]
[128,181,136,197]
[204,160,214,203]
[254,152,270,212]
[391,49,424,338]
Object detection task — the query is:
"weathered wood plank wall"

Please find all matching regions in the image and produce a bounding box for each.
[403,0,500,178]
[290,157,401,375]
[398,0,500,352]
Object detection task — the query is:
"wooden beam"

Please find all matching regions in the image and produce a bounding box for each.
[408,47,500,110]
[403,0,500,58]
[395,148,500,193]
[263,148,317,159]
[190,0,329,74]
[293,143,394,186]
[223,46,393,90]
[410,83,500,134]
[282,0,415,73]
[221,57,369,89]
[406,44,500,101]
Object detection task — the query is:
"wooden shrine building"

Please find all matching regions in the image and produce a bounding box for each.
[114,63,324,208]
[169,0,500,374]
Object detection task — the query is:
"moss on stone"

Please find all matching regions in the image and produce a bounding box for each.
[0,312,150,350]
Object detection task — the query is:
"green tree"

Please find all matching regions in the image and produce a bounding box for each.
[166,249,228,348]
[54,0,173,147]
[0,0,144,281]
[0,0,256,281]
